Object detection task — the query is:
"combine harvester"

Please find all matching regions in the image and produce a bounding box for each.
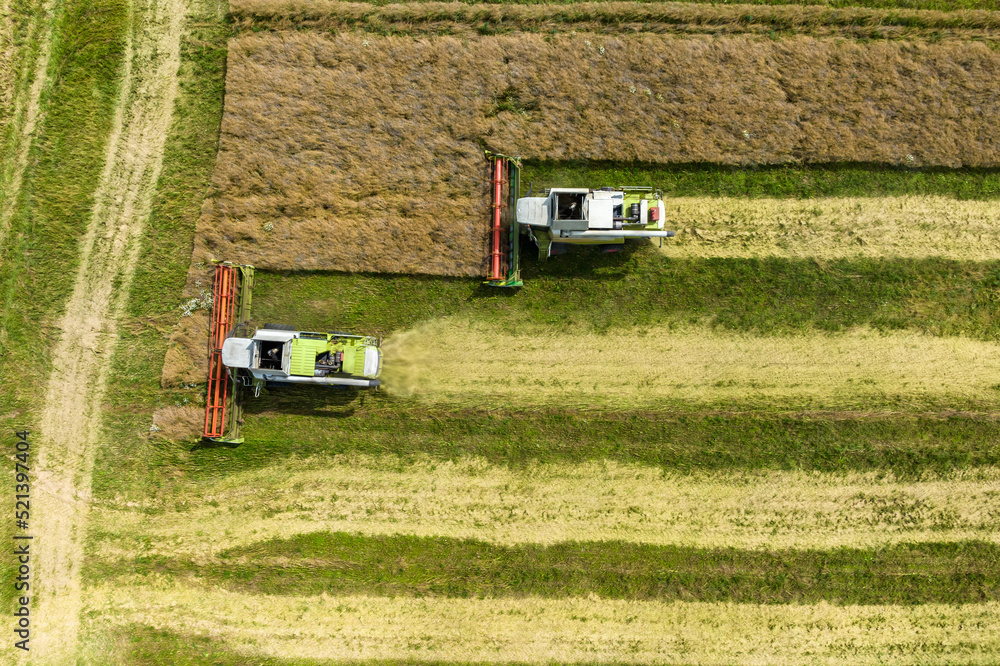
[485,153,676,287]
[203,262,382,443]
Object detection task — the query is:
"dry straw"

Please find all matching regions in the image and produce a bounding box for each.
[91,458,1000,558]
[88,581,1000,662]
[205,32,1000,274]
[658,195,1000,260]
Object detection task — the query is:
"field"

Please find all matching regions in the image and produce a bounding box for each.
[4,0,1000,663]
[198,28,1000,276]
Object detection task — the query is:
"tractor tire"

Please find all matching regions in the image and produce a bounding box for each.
[261,323,296,331]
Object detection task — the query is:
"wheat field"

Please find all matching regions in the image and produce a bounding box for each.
[200,31,1000,274]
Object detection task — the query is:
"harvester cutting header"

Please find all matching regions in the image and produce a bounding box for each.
[485,153,676,287]
[204,262,382,444]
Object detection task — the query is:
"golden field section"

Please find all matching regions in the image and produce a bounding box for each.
[381,320,1000,411]
[91,459,1000,558]
[204,31,1000,274]
[87,581,1000,663]
[658,195,1000,260]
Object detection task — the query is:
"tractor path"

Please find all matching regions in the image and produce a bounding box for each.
[31,0,183,661]
[0,0,56,253]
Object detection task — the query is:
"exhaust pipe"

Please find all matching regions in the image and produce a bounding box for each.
[560,230,676,238]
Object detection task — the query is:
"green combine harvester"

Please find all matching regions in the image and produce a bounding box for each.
[485,154,676,287]
[203,262,382,444]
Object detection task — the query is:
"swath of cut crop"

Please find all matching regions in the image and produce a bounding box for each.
[658,195,1000,260]
[89,458,1000,560]
[86,581,1000,664]
[380,320,1000,412]
[204,32,1000,273]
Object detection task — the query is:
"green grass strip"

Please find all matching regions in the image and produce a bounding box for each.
[173,402,1000,480]
[100,533,1000,606]
[523,161,1000,200]
[252,254,1000,340]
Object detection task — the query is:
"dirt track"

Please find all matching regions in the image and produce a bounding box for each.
[31,0,183,661]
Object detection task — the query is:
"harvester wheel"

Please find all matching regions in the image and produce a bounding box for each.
[261,323,295,331]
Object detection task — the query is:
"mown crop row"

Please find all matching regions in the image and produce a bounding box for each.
[87,580,1000,663]
[91,456,1000,556]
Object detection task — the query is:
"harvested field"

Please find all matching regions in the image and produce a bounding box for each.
[90,459,1000,558]
[380,319,1000,411]
[232,0,1000,39]
[86,582,1000,663]
[658,195,1000,259]
[205,31,1000,273]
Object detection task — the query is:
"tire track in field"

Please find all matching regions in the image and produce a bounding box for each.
[31,0,183,661]
[0,0,56,252]
[87,582,1000,664]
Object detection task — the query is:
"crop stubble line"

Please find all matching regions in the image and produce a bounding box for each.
[90,460,1000,561]
[0,0,56,254]
[31,0,183,661]
[86,582,1000,664]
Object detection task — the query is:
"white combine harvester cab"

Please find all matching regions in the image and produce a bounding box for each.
[221,327,381,389]
[516,186,675,258]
